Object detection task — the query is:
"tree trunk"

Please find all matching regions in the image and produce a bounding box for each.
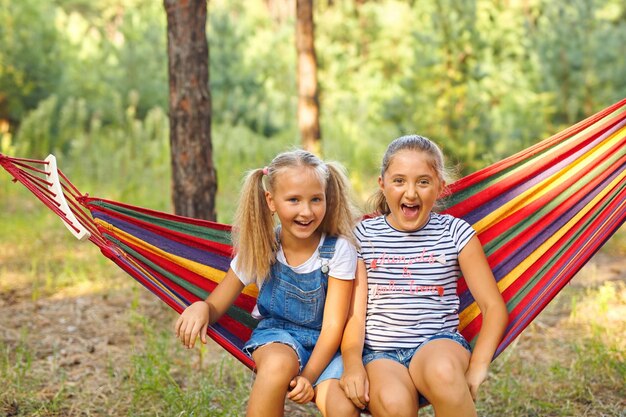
[295,0,321,155]
[164,0,217,220]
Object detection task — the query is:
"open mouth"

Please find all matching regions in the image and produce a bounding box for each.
[401,203,420,218]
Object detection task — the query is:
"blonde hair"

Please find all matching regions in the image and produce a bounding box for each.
[370,134,452,214]
[233,149,358,283]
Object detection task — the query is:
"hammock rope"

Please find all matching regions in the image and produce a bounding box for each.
[1,98,625,369]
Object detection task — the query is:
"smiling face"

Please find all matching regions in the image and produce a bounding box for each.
[265,166,327,246]
[378,149,444,232]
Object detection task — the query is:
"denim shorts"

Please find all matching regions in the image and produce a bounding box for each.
[242,324,342,386]
[362,331,471,367]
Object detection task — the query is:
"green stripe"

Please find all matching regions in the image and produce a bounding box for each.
[483,147,624,255]
[504,179,624,314]
[445,108,626,209]
[468,179,624,347]
[91,200,233,246]
[105,234,258,330]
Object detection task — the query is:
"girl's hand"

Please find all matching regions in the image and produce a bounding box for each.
[286,375,314,404]
[339,364,370,409]
[174,301,210,349]
[465,362,489,401]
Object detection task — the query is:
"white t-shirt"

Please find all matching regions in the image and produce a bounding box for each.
[230,233,357,288]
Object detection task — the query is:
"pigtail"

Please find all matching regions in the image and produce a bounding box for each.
[232,168,277,283]
[320,162,359,245]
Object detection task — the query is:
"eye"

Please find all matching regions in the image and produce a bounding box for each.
[392,178,404,184]
[288,197,299,203]
[311,197,323,203]
[418,178,431,186]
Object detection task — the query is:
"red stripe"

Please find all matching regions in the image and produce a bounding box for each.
[456,146,625,296]
[446,107,626,218]
[86,197,232,232]
[100,243,254,353]
[448,98,626,196]
[460,312,482,343]
[206,328,255,370]
[487,148,625,260]
[461,179,625,346]
[481,142,625,248]
[99,245,186,314]
[90,204,234,258]
[117,235,257,313]
[504,191,625,342]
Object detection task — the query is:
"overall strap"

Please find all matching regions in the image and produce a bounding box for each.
[318,235,338,276]
[318,235,338,259]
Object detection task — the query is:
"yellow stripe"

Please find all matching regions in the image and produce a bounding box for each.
[460,167,626,330]
[123,251,187,306]
[488,107,626,196]
[473,127,625,234]
[95,219,259,298]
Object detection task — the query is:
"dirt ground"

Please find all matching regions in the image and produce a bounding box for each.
[1,249,625,416]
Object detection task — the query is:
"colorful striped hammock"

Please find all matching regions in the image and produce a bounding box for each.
[1,98,625,372]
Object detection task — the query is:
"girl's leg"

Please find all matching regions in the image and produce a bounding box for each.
[315,378,361,417]
[366,359,419,417]
[408,339,475,417]
[247,343,300,417]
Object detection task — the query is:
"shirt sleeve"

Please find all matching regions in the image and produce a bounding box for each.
[353,221,366,259]
[449,216,476,253]
[328,237,358,280]
[229,255,253,286]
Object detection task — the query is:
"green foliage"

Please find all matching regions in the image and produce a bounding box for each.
[212,123,298,223]
[1,4,625,415]
[51,0,168,121]
[0,0,64,124]
[2,0,625,211]
[531,0,626,127]
[209,4,296,136]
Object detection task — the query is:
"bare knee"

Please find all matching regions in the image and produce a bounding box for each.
[319,397,360,417]
[419,356,467,402]
[315,379,360,417]
[367,360,418,417]
[253,344,299,386]
[370,388,415,417]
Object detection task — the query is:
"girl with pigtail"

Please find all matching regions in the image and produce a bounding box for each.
[175,149,362,417]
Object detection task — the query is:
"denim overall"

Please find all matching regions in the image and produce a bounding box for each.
[243,235,338,375]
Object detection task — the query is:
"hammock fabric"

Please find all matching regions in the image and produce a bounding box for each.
[1,99,625,372]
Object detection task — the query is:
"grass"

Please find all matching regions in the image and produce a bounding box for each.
[476,282,626,416]
[0,189,321,416]
[124,313,252,417]
[415,278,626,417]
[1,174,625,416]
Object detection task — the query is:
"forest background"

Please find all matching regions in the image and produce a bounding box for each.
[0,0,625,416]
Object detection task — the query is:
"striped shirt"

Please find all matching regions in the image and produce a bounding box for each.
[355,213,475,350]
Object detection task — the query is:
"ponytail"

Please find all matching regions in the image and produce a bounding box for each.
[368,189,389,215]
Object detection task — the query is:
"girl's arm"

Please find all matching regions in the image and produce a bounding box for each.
[289,276,353,400]
[459,235,508,400]
[339,259,370,409]
[175,268,245,349]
